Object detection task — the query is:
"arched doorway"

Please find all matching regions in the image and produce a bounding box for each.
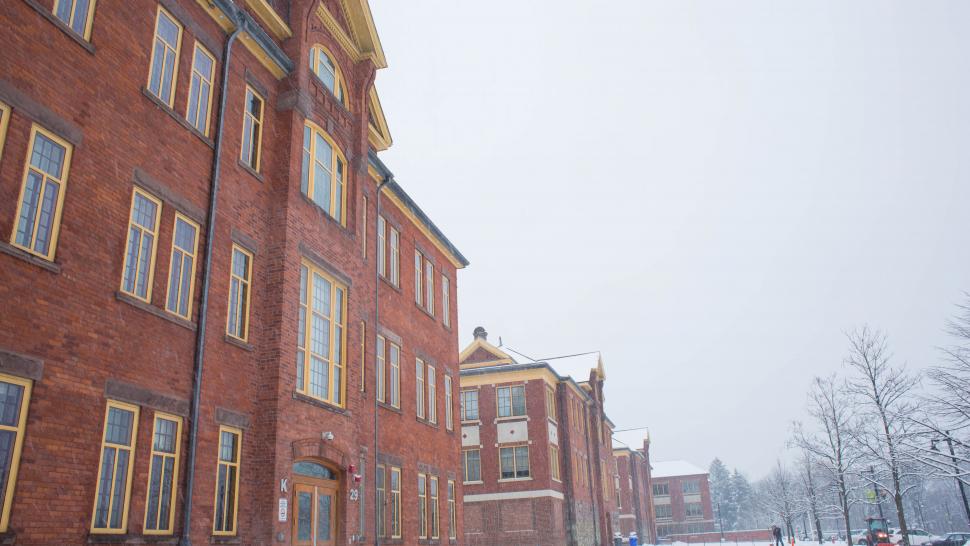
[292,460,339,546]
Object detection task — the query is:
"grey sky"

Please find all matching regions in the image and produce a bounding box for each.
[369,1,970,479]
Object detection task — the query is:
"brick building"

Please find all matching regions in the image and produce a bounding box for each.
[0,1,467,544]
[651,461,717,541]
[458,328,621,546]
[614,438,657,543]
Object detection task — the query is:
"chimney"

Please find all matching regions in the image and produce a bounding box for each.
[473,326,487,341]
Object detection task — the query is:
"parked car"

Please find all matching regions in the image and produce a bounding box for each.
[926,533,970,546]
[853,529,871,544]
[892,529,940,546]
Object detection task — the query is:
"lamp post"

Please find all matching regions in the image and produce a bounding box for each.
[717,502,725,541]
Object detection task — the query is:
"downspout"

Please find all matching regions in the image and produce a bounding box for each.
[373,173,391,546]
[180,19,244,546]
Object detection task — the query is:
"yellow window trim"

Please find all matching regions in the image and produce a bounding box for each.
[296,259,348,407]
[213,425,242,536]
[225,244,254,342]
[376,334,386,403]
[390,466,402,539]
[429,475,439,539]
[10,124,73,262]
[303,120,348,225]
[119,188,162,303]
[165,212,200,320]
[52,0,98,41]
[309,44,349,110]
[0,373,31,533]
[418,473,427,539]
[242,0,291,40]
[495,383,527,418]
[359,320,366,393]
[0,101,11,164]
[186,42,216,136]
[241,85,264,173]
[143,412,182,535]
[147,6,183,108]
[90,400,140,534]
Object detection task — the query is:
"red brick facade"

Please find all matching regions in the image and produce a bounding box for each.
[0,1,466,544]
[652,468,716,540]
[458,330,621,546]
[615,442,657,543]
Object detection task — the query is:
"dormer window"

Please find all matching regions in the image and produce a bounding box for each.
[309,45,346,106]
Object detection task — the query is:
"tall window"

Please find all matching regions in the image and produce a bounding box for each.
[686,502,703,518]
[550,446,561,481]
[144,414,181,534]
[545,386,557,422]
[389,342,400,408]
[301,123,346,223]
[424,261,434,314]
[389,227,400,286]
[417,473,427,539]
[226,245,253,340]
[447,480,457,540]
[53,0,96,39]
[240,86,264,171]
[377,216,386,277]
[213,426,241,535]
[0,374,32,533]
[414,250,422,306]
[165,214,199,319]
[376,335,386,403]
[0,102,10,163]
[120,188,161,301]
[186,43,215,135]
[683,480,700,494]
[308,45,346,106]
[460,389,478,422]
[497,385,526,418]
[12,126,72,261]
[147,7,182,107]
[441,275,450,327]
[462,449,481,483]
[92,401,139,533]
[429,476,440,539]
[656,504,672,519]
[376,465,386,538]
[427,365,437,424]
[444,375,453,431]
[297,261,347,406]
[499,446,530,479]
[390,467,401,539]
[415,359,425,419]
[653,483,669,496]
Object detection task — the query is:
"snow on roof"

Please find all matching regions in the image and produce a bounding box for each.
[651,460,707,478]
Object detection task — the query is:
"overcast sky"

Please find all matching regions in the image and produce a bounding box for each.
[369,1,970,480]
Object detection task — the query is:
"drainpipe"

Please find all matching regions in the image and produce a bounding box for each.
[180,19,244,546]
[373,172,391,546]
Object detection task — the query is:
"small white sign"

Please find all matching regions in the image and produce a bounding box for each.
[278,498,288,522]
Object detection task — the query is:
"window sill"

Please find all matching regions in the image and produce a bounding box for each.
[87,534,178,543]
[0,240,61,273]
[223,335,254,352]
[494,415,529,424]
[461,420,481,426]
[237,160,263,183]
[23,0,96,54]
[141,88,215,149]
[209,537,241,545]
[498,477,533,483]
[378,401,402,414]
[462,480,484,486]
[115,291,197,331]
[292,391,348,415]
[299,194,348,232]
[415,302,436,321]
[380,275,402,293]
[416,416,439,430]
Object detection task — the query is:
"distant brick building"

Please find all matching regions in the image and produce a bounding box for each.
[458,328,622,546]
[0,0,468,544]
[651,461,717,541]
[614,439,657,543]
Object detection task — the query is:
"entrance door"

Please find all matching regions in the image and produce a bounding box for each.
[292,461,339,546]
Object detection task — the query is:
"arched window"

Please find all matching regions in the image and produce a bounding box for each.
[301,122,347,224]
[294,461,337,481]
[309,45,346,106]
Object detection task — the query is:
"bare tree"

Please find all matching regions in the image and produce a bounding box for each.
[843,327,920,546]
[760,461,803,541]
[797,452,825,543]
[793,375,862,546]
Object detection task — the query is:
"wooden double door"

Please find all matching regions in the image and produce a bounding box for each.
[292,461,339,546]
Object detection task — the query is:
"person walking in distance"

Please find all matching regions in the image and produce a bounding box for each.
[773,525,785,546]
